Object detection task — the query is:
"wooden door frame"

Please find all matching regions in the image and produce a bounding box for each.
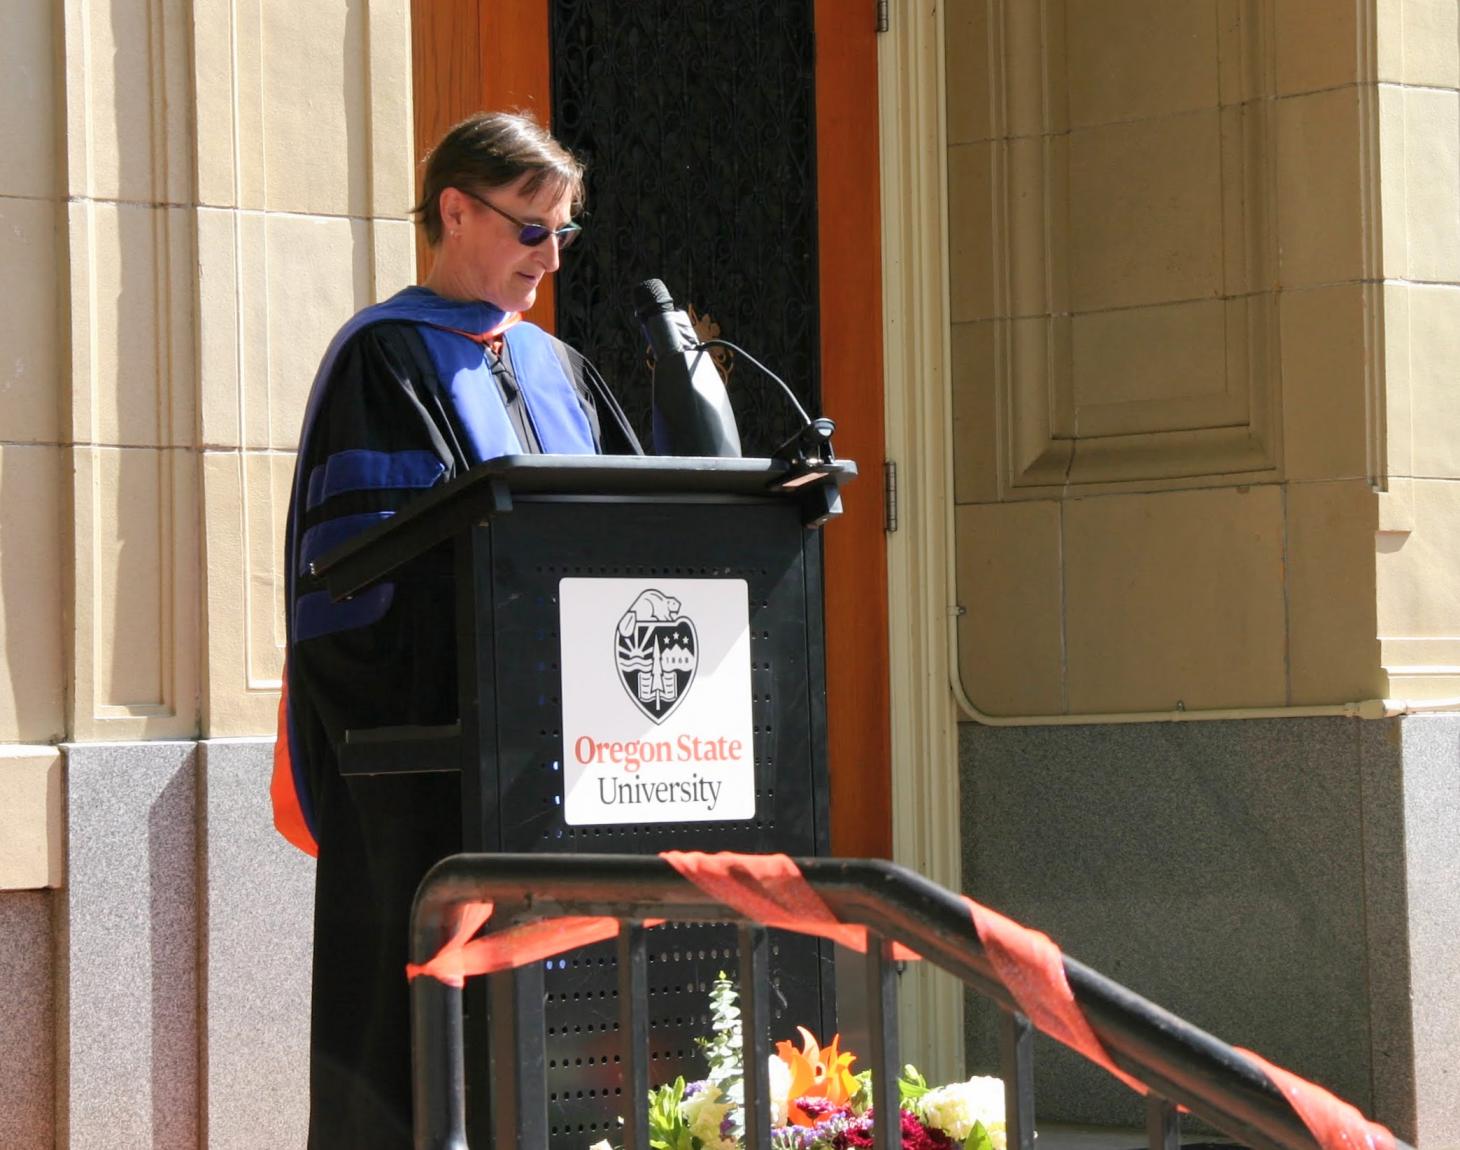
[410,0,893,859]
[811,1,892,860]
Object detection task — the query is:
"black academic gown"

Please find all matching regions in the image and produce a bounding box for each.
[286,316,638,1149]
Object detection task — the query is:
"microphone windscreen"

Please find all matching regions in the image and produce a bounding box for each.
[633,278,674,318]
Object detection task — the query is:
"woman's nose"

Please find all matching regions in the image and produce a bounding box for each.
[537,236,562,273]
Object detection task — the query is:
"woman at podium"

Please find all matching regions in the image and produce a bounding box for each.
[271,111,638,1150]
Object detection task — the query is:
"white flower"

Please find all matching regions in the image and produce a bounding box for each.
[682,1083,737,1150]
[767,1054,793,1127]
[913,1074,1006,1143]
[587,1142,614,1150]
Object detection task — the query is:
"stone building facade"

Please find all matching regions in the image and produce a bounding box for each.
[2,1,1458,1146]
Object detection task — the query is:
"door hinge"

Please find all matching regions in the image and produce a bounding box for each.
[883,460,898,533]
[876,0,889,33]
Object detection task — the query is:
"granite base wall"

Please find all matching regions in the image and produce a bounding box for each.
[39,718,1460,1146]
[55,739,314,1150]
[0,889,54,1148]
[959,714,1460,1146]
[198,740,315,1150]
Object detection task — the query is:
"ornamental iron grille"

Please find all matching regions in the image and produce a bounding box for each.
[550,0,821,456]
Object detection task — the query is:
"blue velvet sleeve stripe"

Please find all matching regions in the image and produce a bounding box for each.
[305,449,446,511]
[298,510,395,577]
[294,584,396,642]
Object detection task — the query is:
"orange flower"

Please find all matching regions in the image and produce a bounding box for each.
[774,1027,860,1126]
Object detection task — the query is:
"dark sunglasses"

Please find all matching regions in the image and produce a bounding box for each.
[458,187,582,249]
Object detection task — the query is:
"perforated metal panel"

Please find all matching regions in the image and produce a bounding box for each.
[466,495,831,1149]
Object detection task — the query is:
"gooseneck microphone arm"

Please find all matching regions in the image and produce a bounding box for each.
[690,338,811,425]
[690,337,837,469]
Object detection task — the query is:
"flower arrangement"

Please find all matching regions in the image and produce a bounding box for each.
[590,975,1006,1150]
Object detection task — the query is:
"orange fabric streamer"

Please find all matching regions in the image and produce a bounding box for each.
[406,901,496,987]
[405,900,622,989]
[269,672,319,858]
[962,895,1148,1095]
[660,850,920,960]
[1237,1048,1397,1150]
[399,849,1399,1150]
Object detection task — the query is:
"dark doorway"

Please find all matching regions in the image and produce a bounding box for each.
[548,1,820,455]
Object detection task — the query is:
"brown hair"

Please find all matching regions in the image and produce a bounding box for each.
[412,110,586,248]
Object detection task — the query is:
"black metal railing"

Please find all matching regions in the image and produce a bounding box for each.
[408,854,1406,1150]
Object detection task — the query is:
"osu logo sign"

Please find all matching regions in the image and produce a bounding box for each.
[614,589,698,723]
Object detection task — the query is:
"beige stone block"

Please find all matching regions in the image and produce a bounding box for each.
[0,446,65,743]
[215,212,372,451]
[1403,285,1460,479]
[948,143,995,322]
[999,0,1056,137]
[1386,283,1421,484]
[951,321,998,504]
[946,0,992,144]
[1276,87,1364,288]
[367,0,416,220]
[1377,479,1460,641]
[1069,299,1236,437]
[259,214,373,450]
[0,197,61,444]
[193,0,237,207]
[1380,637,1460,668]
[1065,486,1287,710]
[1006,288,1281,491]
[0,0,58,199]
[1221,101,1278,299]
[372,217,418,301]
[1377,0,1460,88]
[1286,480,1383,704]
[1382,664,1460,700]
[1274,0,1360,95]
[1006,315,1073,485]
[1215,0,1270,106]
[62,0,192,203]
[261,1,369,215]
[1065,0,1219,126]
[68,202,196,448]
[1382,285,1415,487]
[1069,111,1224,311]
[197,207,241,447]
[954,501,1064,715]
[1013,135,1064,316]
[1400,87,1460,283]
[1280,284,1371,481]
[1379,476,1415,533]
[231,0,268,210]
[201,450,287,737]
[68,446,199,741]
[0,748,63,890]
[1378,83,1410,281]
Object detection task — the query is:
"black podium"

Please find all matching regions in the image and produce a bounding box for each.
[312,455,855,1149]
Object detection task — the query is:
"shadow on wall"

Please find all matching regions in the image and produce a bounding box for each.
[101,0,171,725]
[149,762,198,1147]
[0,444,64,743]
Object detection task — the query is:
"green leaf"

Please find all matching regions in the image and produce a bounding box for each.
[898,1065,930,1106]
[647,1078,695,1150]
[964,1120,995,1150]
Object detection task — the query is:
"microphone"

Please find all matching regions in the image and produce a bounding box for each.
[634,279,742,457]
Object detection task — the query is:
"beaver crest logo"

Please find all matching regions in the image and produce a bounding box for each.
[615,589,698,723]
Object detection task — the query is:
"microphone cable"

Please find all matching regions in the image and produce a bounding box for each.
[691,338,813,426]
